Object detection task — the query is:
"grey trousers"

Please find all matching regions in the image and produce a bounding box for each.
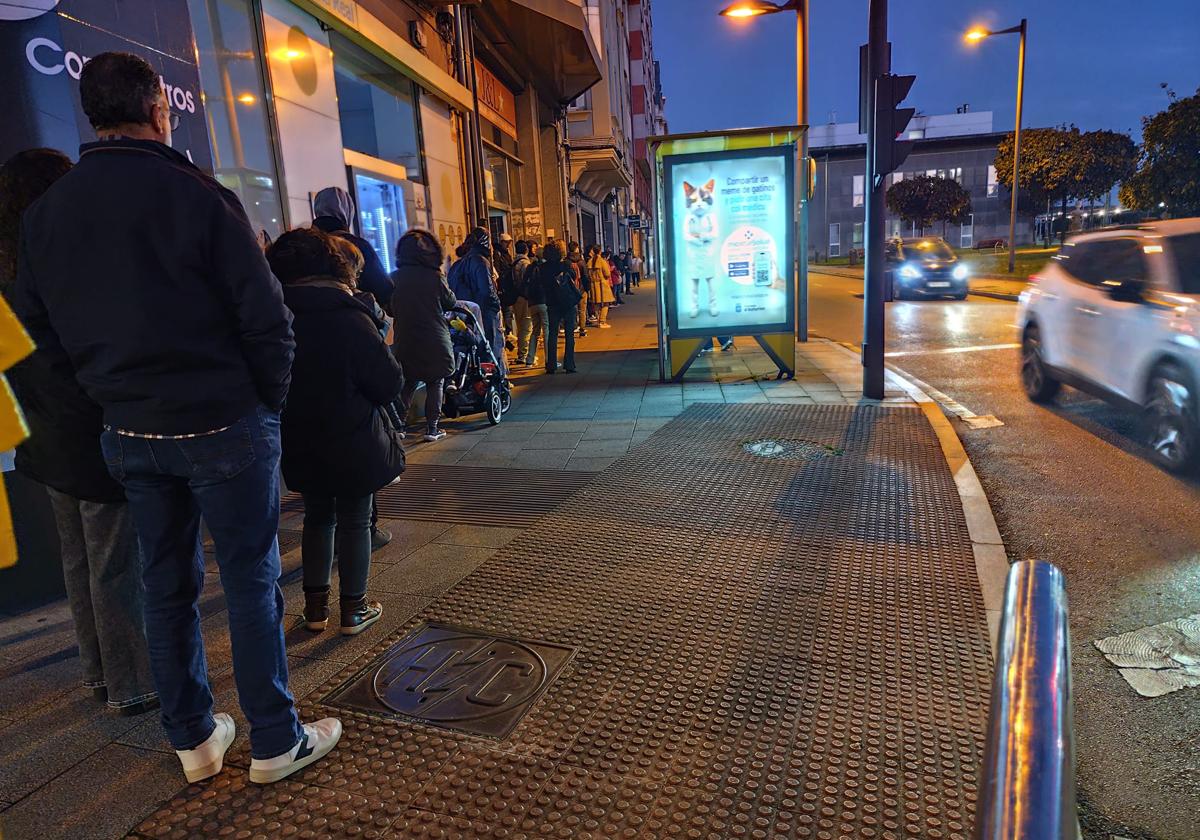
[45,487,157,709]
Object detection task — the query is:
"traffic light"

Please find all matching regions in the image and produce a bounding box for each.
[873,73,915,185]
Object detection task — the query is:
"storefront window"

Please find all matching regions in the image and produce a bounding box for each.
[352,171,409,274]
[331,32,422,181]
[188,0,286,238]
[486,152,511,207]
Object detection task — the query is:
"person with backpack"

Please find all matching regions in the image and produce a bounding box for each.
[587,245,615,329]
[536,239,582,374]
[566,242,588,337]
[510,241,534,366]
[521,241,549,368]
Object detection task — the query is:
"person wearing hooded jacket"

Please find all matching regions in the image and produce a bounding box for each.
[391,230,457,441]
[311,186,393,314]
[266,227,404,638]
[448,226,506,375]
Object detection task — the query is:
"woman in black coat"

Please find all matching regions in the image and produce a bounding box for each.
[391,230,457,442]
[266,227,404,636]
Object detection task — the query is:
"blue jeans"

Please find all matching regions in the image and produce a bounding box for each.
[100,406,302,760]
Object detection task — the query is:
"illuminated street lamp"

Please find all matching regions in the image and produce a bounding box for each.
[965,19,1027,274]
[718,0,809,339]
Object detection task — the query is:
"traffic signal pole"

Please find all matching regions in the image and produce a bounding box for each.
[862,0,889,399]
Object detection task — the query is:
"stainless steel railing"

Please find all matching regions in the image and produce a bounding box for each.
[975,560,1078,840]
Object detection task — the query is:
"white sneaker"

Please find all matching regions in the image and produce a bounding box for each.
[248,718,343,784]
[424,430,447,442]
[176,712,235,783]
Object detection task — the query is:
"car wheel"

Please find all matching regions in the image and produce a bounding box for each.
[486,388,504,425]
[1020,325,1060,403]
[952,291,968,301]
[1145,362,1200,474]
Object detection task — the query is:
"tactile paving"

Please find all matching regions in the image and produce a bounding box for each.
[133,403,992,839]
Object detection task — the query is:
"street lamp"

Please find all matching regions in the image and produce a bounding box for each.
[718,0,809,340]
[965,19,1027,274]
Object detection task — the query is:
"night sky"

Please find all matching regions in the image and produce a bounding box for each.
[654,0,1200,139]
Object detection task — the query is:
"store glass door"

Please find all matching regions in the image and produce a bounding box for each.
[351,168,410,274]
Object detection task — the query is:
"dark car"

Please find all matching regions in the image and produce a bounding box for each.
[886,236,970,300]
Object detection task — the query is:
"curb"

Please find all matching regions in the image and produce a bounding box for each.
[969,290,1021,302]
[821,339,1009,652]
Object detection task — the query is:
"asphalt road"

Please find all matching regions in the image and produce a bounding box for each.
[808,270,1200,840]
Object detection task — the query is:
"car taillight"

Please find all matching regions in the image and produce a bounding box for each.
[480,362,497,376]
[1028,275,1041,284]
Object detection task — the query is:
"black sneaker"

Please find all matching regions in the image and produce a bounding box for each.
[340,597,383,636]
[370,526,392,552]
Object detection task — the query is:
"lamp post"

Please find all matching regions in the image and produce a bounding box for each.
[719,0,809,342]
[966,19,1027,274]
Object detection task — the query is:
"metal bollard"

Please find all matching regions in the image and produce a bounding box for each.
[975,560,1077,840]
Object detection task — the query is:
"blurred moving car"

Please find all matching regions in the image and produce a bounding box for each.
[1017,219,1200,473]
[886,237,970,300]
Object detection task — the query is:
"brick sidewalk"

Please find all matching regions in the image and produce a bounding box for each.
[0,282,984,840]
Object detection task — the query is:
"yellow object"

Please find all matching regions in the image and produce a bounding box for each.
[0,295,34,569]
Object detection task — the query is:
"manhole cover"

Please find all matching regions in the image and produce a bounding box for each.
[742,438,843,461]
[324,622,575,738]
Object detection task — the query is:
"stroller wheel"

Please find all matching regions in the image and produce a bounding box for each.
[486,388,504,425]
[500,385,512,414]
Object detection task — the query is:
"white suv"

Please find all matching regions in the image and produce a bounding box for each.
[1017,219,1200,473]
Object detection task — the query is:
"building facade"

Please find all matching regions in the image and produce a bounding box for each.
[808,111,1035,260]
[0,0,611,603]
[627,0,667,268]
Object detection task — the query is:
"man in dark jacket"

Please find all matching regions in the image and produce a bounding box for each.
[448,227,506,375]
[311,186,393,314]
[9,52,341,786]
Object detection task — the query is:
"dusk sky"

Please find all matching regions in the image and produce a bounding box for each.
[654,0,1200,139]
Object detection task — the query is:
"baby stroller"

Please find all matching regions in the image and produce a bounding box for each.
[443,304,512,425]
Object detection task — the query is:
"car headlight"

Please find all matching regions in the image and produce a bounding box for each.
[952,264,969,280]
[899,263,921,280]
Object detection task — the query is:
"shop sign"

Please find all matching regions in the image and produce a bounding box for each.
[0,0,211,169]
[312,0,358,28]
[661,145,795,338]
[626,215,643,229]
[474,59,517,140]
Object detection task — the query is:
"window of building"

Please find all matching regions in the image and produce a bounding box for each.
[949,167,963,183]
[330,31,423,181]
[188,0,285,238]
[960,213,974,248]
[852,174,864,208]
[926,169,937,178]
[853,222,864,248]
[828,223,841,258]
[987,165,998,197]
[907,129,925,139]
[893,171,904,184]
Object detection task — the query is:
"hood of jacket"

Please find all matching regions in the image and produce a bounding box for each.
[283,279,373,316]
[312,186,353,230]
[396,229,444,270]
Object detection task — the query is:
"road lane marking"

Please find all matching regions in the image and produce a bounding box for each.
[885,363,1005,429]
[885,343,1020,358]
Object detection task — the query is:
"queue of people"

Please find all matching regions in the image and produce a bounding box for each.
[0,48,645,790]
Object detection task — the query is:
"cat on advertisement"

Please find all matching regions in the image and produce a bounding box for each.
[682,179,719,318]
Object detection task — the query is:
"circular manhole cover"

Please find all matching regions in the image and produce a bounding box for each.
[742,438,843,461]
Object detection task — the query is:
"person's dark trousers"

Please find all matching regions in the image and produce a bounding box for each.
[100,406,303,760]
[300,493,374,601]
[44,487,157,709]
[399,378,445,434]
[624,273,634,294]
[546,307,577,372]
[613,284,624,305]
[633,272,641,287]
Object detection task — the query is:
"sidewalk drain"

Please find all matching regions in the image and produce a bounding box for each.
[743,438,844,461]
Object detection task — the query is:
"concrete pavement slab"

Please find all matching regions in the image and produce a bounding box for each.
[371,544,497,598]
[433,525,522,549]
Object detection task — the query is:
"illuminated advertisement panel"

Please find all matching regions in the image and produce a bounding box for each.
[662,145,794,338]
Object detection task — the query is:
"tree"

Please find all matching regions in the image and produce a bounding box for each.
[886,175,972,237]
[995,125,1136,242]
[1120,87,1200,217]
